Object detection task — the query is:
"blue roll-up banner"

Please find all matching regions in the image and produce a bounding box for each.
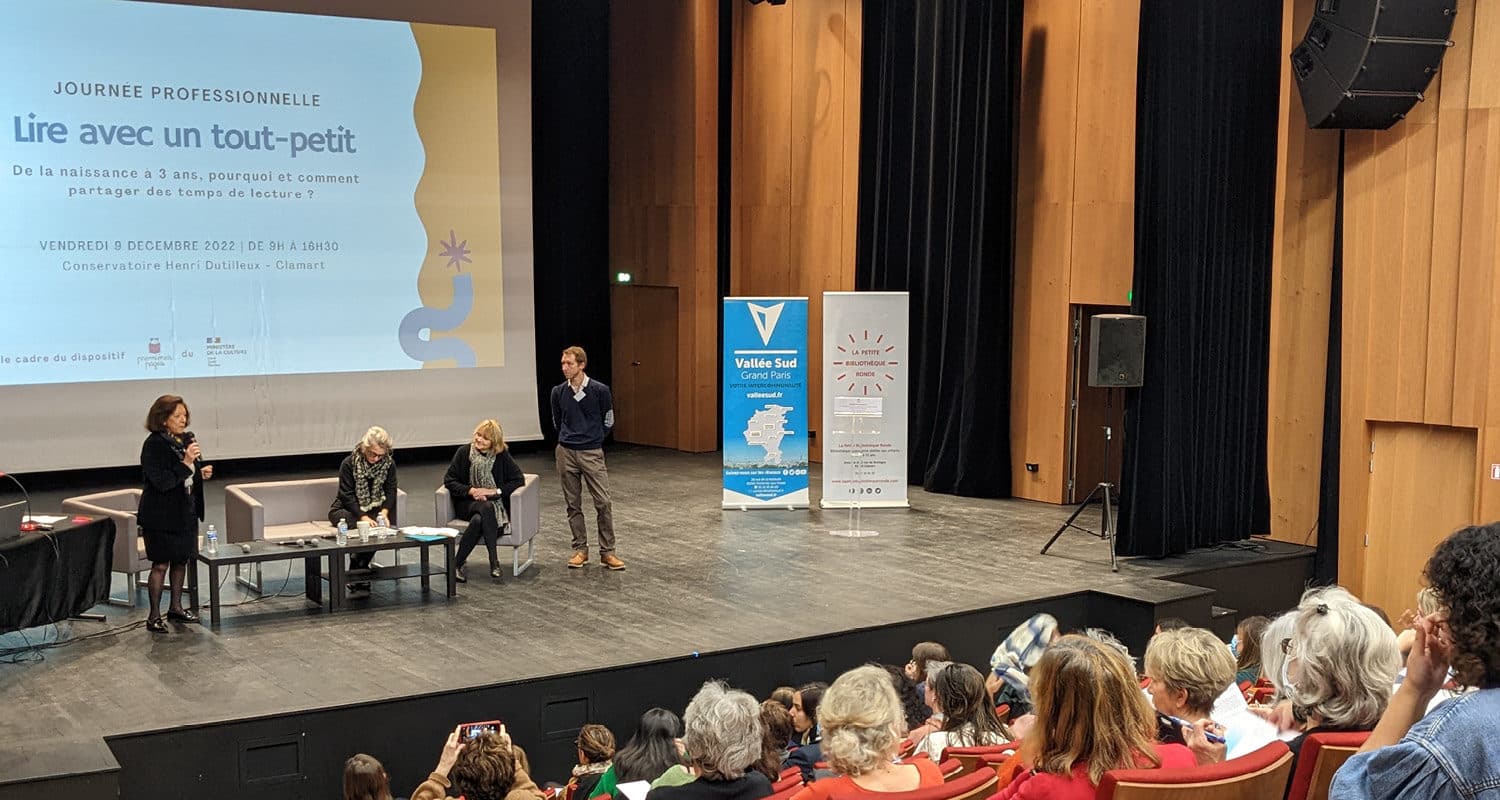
[722,297,809,509]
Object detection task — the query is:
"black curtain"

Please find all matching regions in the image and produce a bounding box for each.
[532,1,611,441]
[855,0,1023,497]
[1313,134,1346,583]
[1118,0,1281,555]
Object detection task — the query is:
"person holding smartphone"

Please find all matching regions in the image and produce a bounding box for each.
[138,394,212,633]
[412,725,545,800]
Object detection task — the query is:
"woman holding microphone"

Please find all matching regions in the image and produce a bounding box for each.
[138,394,211,633]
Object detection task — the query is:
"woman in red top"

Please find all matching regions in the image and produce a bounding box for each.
[790,666,946,800]
[994,635,1198,800]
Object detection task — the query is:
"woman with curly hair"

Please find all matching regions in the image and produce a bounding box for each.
[1332,522,1500,799]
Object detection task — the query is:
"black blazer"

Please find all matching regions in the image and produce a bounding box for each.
[442,445,524,518]
[137,433,205,532]
[329,453,398,524]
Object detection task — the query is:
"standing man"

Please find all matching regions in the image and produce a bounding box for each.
[552,346,624,570]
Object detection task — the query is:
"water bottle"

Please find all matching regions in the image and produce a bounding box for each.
[336,518,349,546]
[205,524,218,555]
[377,509,390,533]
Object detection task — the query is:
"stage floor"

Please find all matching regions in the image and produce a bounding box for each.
[0,445,1307,782]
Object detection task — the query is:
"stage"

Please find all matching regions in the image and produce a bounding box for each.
[0,445,1313,799]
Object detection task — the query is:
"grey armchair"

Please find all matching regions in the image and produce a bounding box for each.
[224,478,407,589]
[61,488,147,607]
[433,473,539,575]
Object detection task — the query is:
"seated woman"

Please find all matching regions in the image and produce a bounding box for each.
[986,613,1060,718]
[329,426,397,593]
[1232,615,1270,686]
[592,708,685,798]
[782,682,827,779]
[1332,523,1500,799]
[914,663,1012,761]
[995,635,1196,799]
[1260,586,1401,766]
[1143,626,1276,759]
[413,728,545,800]
[444,419,525,582]
[343,753,394,800]
[903,641,951,696]
[752,700,794,782]
[646,682,773,800]
[569,724,616,800]
[789,666,947,800]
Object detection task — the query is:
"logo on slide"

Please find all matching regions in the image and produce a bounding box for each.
[439,229,472,272]
[748,302,785,346]
[147,338,161,355]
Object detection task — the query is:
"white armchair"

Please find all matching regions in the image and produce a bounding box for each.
[61,488,147,607]
[434,473,539,575]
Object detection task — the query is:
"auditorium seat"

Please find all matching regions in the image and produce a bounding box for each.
[772,772,804,792]
[1095,740,1292,799]
[61,488,147,607]
[1285,731,1369,800]
[224,478,408,589]
[938,745,1019,778]
[433,473,540,576]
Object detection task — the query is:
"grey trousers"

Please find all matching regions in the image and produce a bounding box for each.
[556,445,616,554]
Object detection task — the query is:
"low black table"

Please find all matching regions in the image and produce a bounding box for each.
[195,533,456,626]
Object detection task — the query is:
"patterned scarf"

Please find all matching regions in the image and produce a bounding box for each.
[990,613,1058,692]
[353,450,392,513]
[468,445,510,526]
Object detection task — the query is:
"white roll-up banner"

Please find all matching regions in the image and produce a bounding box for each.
[821,291,909,508]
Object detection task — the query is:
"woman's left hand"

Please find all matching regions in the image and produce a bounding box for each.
[200,464,213,480]
[1182,718,1227,765]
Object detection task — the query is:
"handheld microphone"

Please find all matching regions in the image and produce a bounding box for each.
[0,470,37,532]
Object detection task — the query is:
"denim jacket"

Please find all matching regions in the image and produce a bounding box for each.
[1331,688,1500,799]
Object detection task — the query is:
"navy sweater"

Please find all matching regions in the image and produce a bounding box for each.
[551,378,614,450]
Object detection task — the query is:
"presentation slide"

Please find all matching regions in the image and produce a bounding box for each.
[0,0,540,472]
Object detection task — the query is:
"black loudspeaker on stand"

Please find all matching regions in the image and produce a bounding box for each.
[1041,314,1145,572]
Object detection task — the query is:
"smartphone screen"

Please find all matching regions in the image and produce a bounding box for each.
[459,720,502,740]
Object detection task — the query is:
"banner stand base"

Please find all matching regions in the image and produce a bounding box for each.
[827,528,879,538]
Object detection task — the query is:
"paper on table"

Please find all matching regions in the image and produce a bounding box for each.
[398,526,460,537]
[24,515,66,524]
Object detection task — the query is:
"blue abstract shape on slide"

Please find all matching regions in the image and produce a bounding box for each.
[399,273,478,367]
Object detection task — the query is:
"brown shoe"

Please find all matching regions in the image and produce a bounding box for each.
[602,553,626,571]
[567,550,588,568]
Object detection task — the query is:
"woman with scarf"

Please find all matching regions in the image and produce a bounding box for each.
[329,426,398,593]
[443,419,525,582]
[138,394,212,633]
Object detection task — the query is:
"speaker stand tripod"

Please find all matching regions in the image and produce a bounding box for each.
[1041,388,1118,572]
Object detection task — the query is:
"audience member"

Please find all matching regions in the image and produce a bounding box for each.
[913,663,1012,761]
[593,708,686,798]
[344,753,397,800]
[879,664,929,735]
[783,682,828,779]
[901,660,951,745]
[1233,615,1270,686]
[789,666,946,800]
[994,635,1196,799]
[753,701,793,782]
[1333,523,1500,799]
[645,682,771,800]
[903,641,951,694]
[768,687,796,712]
[1258,587,1401,767]
[569,724,616,800]
[987,614,1058,717]
[1143,626,1278,760]
[412,729,543,800]
[1154,617,1190,634]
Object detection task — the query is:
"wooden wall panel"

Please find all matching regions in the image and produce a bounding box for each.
[1265,0,1340,544]
[1011,0,1137,502]
[609,1,719,452]
[731,0,861,460]
[1329,4,1500,597]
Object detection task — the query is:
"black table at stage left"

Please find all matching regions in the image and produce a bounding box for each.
[0,517,114,634]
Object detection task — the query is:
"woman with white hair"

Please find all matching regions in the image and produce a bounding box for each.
[1258,587,1401,767]
[645,682,771,800]
[328,426,397,594]
[790,666,946,800]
